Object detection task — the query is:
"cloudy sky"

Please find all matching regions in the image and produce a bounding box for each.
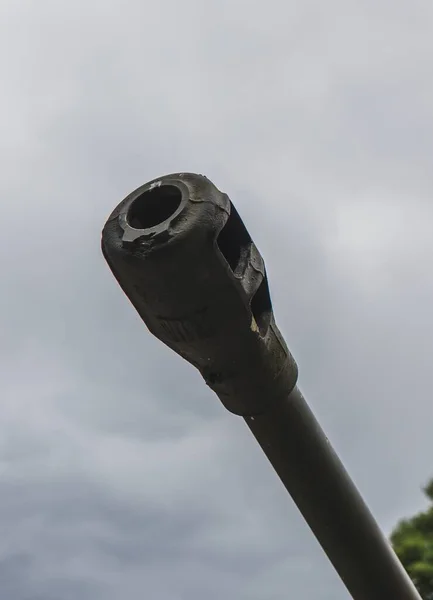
[1,1,433,598]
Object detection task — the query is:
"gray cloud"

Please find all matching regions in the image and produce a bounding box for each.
[1,0,433,598]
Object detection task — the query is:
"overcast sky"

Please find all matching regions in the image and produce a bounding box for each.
[1,1,433,598]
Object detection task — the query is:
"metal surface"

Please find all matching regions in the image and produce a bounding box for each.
[101,172,422,599]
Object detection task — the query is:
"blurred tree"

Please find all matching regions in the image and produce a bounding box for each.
[390,479,433,599]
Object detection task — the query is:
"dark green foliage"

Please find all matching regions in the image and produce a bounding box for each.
[390,479,433,599]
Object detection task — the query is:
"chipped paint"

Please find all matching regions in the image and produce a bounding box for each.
[149,180,162,190]
[251,316,259,333]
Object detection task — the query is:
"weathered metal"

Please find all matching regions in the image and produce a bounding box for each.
[101,172,421,599]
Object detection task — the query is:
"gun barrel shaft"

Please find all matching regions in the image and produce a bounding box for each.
[246,385,420,599]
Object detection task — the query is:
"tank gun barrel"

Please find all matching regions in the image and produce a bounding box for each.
[101,172,421,600]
